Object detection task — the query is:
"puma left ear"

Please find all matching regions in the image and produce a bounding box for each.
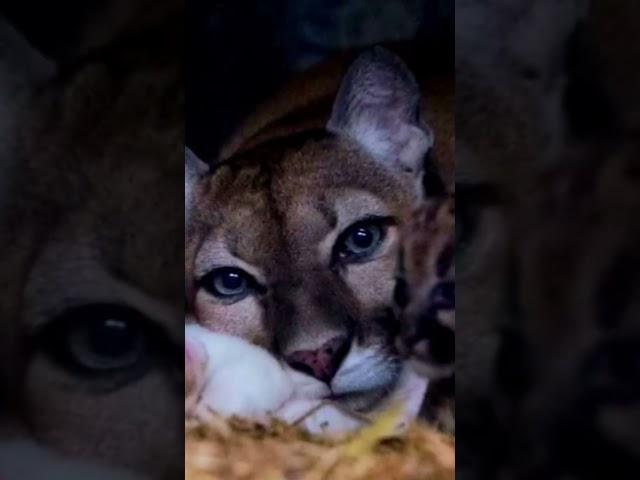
[185,147,208,226]
[327,46,433,176]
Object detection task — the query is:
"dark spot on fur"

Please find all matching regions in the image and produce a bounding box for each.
[428,324,454,365]
[414,314,454,365]
[436,243,454,278]
[422,149,447,198]
[375,308,401,338]
[430,281,455,309]
[394,277,411,309]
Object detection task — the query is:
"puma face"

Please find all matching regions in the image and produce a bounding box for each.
[186,47,435,412]
[0,26,184,478]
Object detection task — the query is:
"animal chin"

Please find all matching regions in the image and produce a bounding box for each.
[328,388,393,413]
[329,344,403,412]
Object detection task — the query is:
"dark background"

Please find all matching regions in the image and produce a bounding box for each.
[0,1,99,57]
[185,0,453,161]
[0,0,453,162]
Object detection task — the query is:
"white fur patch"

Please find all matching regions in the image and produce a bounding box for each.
[348,121,433,175]
[276,364,428,437]
[331,343,399,395]
[185,324,295,424]
[185,326,428,436]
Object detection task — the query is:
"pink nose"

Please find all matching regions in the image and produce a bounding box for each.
[285,336,351,383]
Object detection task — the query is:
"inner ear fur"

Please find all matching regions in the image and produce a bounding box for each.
[327,46,434,177]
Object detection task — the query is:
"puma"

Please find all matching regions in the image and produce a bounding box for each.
[0,11,183,480]
[185,46,453,423]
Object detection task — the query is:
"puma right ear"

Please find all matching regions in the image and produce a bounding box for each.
[185,147,208,226]
[327,46,433,177]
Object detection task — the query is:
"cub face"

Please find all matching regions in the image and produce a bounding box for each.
[395,194,455,433]
[398,194,455,374]
[186,47,439,411]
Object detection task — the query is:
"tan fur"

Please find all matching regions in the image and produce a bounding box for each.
[402,195,455,334]
[187,47,453,414]
[190,142,414,343]
[395,194,455,434]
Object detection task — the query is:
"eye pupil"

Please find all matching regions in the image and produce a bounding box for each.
[206,267,251,298]
[222,271,243,290]
[337,221,385,262]
[38,304,153,376]
[89,318,138,358]
[352,228,374,249]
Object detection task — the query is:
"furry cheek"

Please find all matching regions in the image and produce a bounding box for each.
[194,293,270,347]
[343,231,400,313]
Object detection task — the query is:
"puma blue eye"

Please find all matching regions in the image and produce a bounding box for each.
[346,225,381,252]
[201,267,254,299]
[35,304,171,381]
[335,218,389,263]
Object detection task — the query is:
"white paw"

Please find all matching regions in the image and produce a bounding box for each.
[275,365,428,437]
[185,324,295,424]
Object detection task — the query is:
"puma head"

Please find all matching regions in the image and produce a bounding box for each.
[186,47,435,411]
